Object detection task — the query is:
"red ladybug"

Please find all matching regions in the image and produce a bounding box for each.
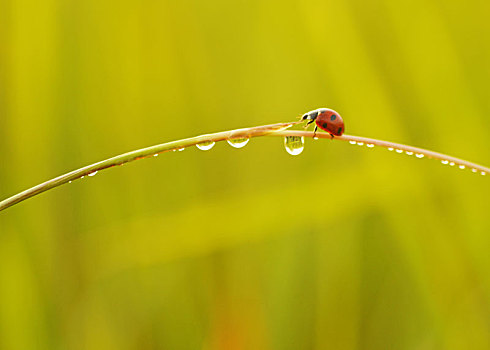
[301,108,344,138]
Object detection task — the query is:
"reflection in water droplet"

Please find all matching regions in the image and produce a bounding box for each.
[357,142,364,146]
[406,151,413,155]
[441,160,449,164]
[388,147,394,151]
[449,162,455,166]
[416,154,424,158]
[88,171,98,177]
[313,137,319,140]
[349,141,356,145]
[396,149,403,153]
[154,153,159,157]
[178,148,185,151]
[196,141,215,151]
[459,165,465,169]
[227,138,249,149]
[69,181,72,184]
[472,168,477,173]
[367,144,374,148]
[482,171,486,176]
[284,136,305,156]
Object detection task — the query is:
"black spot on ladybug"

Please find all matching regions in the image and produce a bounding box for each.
[330,114,337,121]
[337,127,342,134]
[322,122,328,129]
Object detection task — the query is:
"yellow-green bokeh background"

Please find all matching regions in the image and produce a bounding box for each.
[1,0,489,349]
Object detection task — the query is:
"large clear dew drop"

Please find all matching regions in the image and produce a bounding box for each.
[284,136,304,156]
[196,141,215,151]
[227,138,249,149]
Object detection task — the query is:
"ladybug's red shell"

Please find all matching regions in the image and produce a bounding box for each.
[316,109,344,136]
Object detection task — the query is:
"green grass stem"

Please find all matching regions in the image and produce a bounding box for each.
[1,122,488,212]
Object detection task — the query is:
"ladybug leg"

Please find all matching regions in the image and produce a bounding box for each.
[313,125,318,138]
[304,119,314,129]
[329,133,334,139]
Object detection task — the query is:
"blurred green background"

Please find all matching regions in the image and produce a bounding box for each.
[1,0,489,349]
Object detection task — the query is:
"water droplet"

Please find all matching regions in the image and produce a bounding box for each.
[227,138,249,149]
[81,176,85,179]
[459,165,465,169]
[396,149,403,153]
[471,169,477,173]
[441,160,449,165]
[388,147,394,151]
[349,141,356,145]
[88,171,98,177]
[449,162,455,166]
[482,171,486,176]
[196,141,215,151]
[313,137,319,140]
[416,154,424,158]
[154,153,159,157]
[69,181,72,184]
[178,148,185,151]
[284,136,305,156]
[357,142,364,146]
[367,144,374,148]
[406,151,413,155]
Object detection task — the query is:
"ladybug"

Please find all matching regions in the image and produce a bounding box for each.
[301,108,344,138]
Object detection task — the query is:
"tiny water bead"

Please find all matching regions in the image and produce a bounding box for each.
[284,136,305,156]
[378,147,488,175]
[357,142,364,146]
[349,141,356,145]
[438,160,485,174]
[227,138,250,149]
[88,171,98,177]
[154,153,159,157]
[178,148,185,151]
[196,141,215,151]
[366,144,374,148]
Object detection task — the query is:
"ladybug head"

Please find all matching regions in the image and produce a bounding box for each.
[301,108,327,121]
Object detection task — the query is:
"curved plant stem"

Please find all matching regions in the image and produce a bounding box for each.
[0,122,488,212]
[275,130,490,173]
[0,122,297,212]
